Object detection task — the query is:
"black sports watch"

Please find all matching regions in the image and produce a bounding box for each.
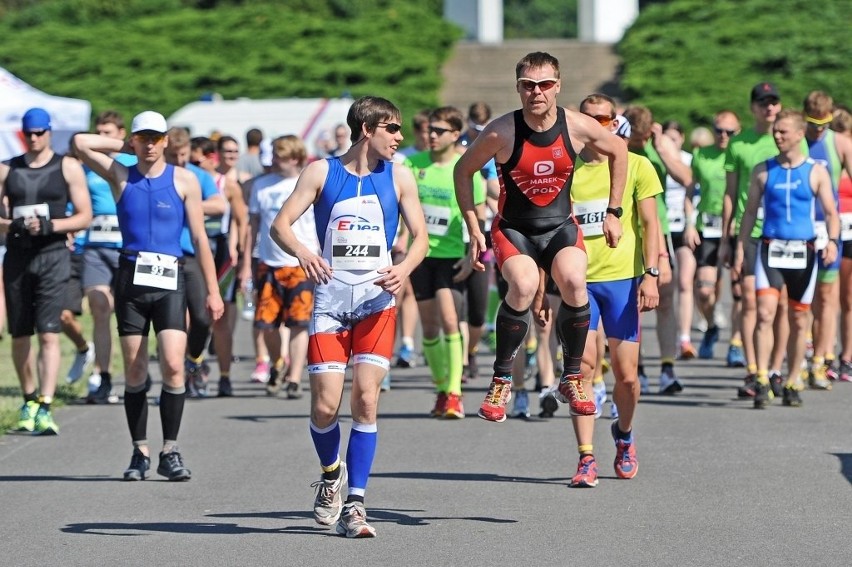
[606,206,623,218]
[644,267,660,278]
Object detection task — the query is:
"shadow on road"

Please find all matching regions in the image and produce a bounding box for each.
[371,470,566,486]
[0,475,114,482]
[830,453,852,485]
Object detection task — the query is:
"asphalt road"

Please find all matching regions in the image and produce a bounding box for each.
[1,311,851,567]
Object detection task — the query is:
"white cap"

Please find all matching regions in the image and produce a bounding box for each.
[131,111,168,134]
[614,115,632,139]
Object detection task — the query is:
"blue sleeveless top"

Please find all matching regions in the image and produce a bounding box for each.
[117,164,185,258]
[762,158,816,241]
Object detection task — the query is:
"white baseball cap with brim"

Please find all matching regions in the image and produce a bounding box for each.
[131,111,168,134]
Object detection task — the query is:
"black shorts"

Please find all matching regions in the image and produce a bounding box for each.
[3,245,70,337]
[695,237,721,269]
[115,257,187,336]
[410,257,465,301]
[462,260,490,327]
[755,240,817,306]
[742,235,759,277]
[492,217,583,275]
[843,239,852,261]
[211,234,238,304]
[64,252,85,315]
[183,254,211,330]
[670,231,686,251]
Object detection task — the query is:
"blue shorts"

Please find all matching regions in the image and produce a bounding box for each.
[587,277,641,342]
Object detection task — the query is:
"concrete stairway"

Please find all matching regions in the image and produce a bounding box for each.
[440,39,623,117]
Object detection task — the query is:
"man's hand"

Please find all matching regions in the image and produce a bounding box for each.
[638,275,659,312]
[298,251,333,285]
[374,264,408,296]
[532,289,551,328]
[469,231,487,271]
[683,225,701,251]
[659,257,673,286]
[821,241,838,265]
[452,257,473,283]
[603,214,622,248]
[207,292,225,322]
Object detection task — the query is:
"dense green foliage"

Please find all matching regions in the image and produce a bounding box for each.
[0,0,457,130]
[619,0,852,130]
[504,0,577,39]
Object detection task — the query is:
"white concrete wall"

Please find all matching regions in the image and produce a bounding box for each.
[578,0,639,43]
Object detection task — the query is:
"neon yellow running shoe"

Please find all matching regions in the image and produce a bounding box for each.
[33,407,59,436]
[13,401,40,433]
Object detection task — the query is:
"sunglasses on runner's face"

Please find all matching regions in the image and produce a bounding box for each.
[429,125,455,136]
[588,114,615,127]
[24,130,48,137]
[713,126,737,136]
[133,133,165,144]
[377,122,402,134]
[517,78,559,92]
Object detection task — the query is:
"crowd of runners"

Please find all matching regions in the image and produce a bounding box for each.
[2,51,851,538]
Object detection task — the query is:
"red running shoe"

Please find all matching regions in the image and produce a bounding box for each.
[555,374,597,416]
[430,392,448,418]
[443,393,465,419]
[611,421,638,479]
[478,377,512,422]
[569,454,599,488]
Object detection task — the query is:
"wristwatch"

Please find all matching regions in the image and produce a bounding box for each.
[606,206,623,218]
[644,267,660,277]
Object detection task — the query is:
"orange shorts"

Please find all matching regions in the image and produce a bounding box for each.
[308,307,397,373]
[254,263,314,328]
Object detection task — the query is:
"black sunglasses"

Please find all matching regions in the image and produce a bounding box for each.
[24,130,48,137]
[713,126,737,137]
[428,125,455,136]
[378,122,402,134]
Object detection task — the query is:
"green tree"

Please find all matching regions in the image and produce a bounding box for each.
[504,0,578,39]
[619,0,852,130]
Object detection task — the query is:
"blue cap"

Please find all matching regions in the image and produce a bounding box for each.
[22,107,52,131]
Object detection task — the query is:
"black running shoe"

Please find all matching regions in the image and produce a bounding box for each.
[753,382,771,409]
[265,366,281,396]
[782,386,802,407]
[157,450,192,481]
[217,377,233,397]
[285,380,302,400]
[123,448,150,481]
[769,372,784,399]
[538,391,559,418]
[737,374,758,398]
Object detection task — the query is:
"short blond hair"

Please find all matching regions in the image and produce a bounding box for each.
[272,135,306,166]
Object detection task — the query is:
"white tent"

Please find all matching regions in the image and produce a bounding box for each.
[0,67,91,162]
[168,97,354,159]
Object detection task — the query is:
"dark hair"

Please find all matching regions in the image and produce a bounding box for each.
[516,51,560,79]
[429,106,464,132]
[245,128,263,147]
[346,96,401,144]
[191,136,216,155]
[467,101,492,125]
[217,135,239,152]
[412,109,431,131]
[662,120,684,135]
[95,110,126,130]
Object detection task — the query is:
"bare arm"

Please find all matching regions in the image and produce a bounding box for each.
[734,165,765,275]
[813,163,840,263]
[836,132,852,180]
[270,160,330,283]
[54,157,93,234]
[178,167,224,320]
[0,163,10,232]
[637,195,661,311]
[72,134,128,201]
[225,175,249,261]
[651,124,693,187]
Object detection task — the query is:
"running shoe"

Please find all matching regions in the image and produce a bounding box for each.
[769,371,784,399]
[157,449,192,481]
[396,343,416,368]
[265,365,282,397]
[825,360,839,382]
[251,360,270,383]
[658,366,683,395]
[217,377,233,397]
[638,370,650,395]
[443,393,465,419]
[554,374,596,416]
[698,326,719,359]
[285,380,303,400]
[380,372,391,392]
[185,359,208,398]
[753,380,772,409]
[66,342,95,384]
[123,448,150,481]
[569,454,599,488]
[782,385,803,407]
[726,344,746,368]
[593,380,607,420]
[808,365,832,390]
[478,377,512,422]
[611,421,638,479]
[510,389,530,419]
[33,406,59,436]
[538,385,558,418]
[431,392,448,418]
[737,374,758,398]
[678,339,697,360]
[86,376,119,405]
[466,352,479,382]
[13,400,40,433]
[840,360,852,382]
[336,501,376,538]
[312,462,347,526]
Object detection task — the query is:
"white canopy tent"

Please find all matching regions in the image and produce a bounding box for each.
[0,67,91,162]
